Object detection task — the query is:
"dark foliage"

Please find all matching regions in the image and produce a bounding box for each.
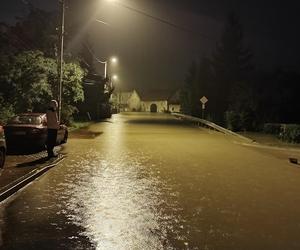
[181,11,300,131]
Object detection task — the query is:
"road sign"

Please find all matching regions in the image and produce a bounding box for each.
[200,96,208,104]
[200,96,208,119]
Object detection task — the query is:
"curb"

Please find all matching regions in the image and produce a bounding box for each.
[172,113,254,143]
[0,155,65,202]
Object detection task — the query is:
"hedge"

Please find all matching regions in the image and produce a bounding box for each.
[280,124,300,143]
[263,123,300,143]
[263,123,282,135]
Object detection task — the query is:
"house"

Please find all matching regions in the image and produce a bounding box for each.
[140,90,171,113]
[111,90,141,112]
[112,89,181,113]
[168,89,181,113]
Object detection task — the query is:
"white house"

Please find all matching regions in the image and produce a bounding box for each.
[141,100,168,113]
[111,90,141,112]
[168,89,181,113]
[112,89,181,113]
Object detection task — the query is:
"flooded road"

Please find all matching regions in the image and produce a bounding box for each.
[1,113,300,249]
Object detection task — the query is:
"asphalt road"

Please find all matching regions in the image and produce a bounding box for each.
[1,113,300,250]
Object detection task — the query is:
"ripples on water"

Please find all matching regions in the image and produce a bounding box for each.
[56,149,181,250]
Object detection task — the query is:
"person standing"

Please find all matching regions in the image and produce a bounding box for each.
[46,100,60,158]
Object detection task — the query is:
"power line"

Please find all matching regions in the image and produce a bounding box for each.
[113,1,215,40]
[83,42,105,64]
[95,19,110,27]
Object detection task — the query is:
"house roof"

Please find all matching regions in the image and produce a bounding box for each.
[114,89,181,103]
[113,90,141,104]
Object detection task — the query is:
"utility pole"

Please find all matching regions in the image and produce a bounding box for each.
[58,0,65,121]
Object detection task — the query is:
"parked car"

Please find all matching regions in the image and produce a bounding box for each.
[4,113,68,151]
[0,125,6,168]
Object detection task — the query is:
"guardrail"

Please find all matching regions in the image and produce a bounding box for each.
[171,113,254,143]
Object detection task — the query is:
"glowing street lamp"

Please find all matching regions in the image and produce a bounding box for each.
[97,56,118,79]
[111,57,118,64]
[112,74,118,81]
[110,74,118,88]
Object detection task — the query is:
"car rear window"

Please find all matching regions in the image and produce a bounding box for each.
[8,115,42,125]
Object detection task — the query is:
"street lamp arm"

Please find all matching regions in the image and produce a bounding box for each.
[84,43,108,77]
[95,58,107,64]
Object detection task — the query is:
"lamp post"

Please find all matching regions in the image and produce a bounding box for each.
[96,56,117,78]
[58,0,65,122]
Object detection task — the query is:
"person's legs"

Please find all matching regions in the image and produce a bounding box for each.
[47,129,57,158]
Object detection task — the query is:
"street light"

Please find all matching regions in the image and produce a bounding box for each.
[112,74,118,85]
[112,74,118,81]
[111,57,118,64]
[97,56,118,79]
[58,0,116,120]
[58,0,117,119]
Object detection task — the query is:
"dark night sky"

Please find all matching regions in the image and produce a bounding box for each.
[1,0,300,93]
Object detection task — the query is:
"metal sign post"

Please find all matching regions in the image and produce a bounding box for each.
[200,96,208,119]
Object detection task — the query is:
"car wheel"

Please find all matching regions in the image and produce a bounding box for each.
[62,131,68,144]
[0,148,5,168]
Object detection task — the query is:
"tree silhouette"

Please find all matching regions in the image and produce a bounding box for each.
[211,12,253,122]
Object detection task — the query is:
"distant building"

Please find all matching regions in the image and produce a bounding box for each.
[111,90,141,112]
[112,89,181,113]
[168,90,181,113]
[140,91,170,113]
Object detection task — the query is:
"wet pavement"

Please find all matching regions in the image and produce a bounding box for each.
[0,148,62,190]
[1,113,300,249]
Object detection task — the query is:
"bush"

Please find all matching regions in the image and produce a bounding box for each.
[225,111,241,131]
[263,123,282,135]
[0,96,15,124]
[280,124,300,143]
[240,110,256,131]
[225,110,259,132]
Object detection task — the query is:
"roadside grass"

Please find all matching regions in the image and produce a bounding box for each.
[238,131,300,148]
[69,121,94,132]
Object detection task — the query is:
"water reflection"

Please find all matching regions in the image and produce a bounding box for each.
[60,150,175,249]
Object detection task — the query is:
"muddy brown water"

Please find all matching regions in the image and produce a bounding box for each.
[1,113,300,249]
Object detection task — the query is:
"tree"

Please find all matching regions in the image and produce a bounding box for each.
[181,57,213,118]
[0,50,85,123]
[60,62,85,123]
[225,81,258,131]
[181,61,197,115]
[0,51,53,113]
[256,69,300,124]
[211,12,253,122]
[10,6,58,57]
[0,96,14,124]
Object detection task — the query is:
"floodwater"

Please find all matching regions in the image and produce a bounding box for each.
[1,113,300,249]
